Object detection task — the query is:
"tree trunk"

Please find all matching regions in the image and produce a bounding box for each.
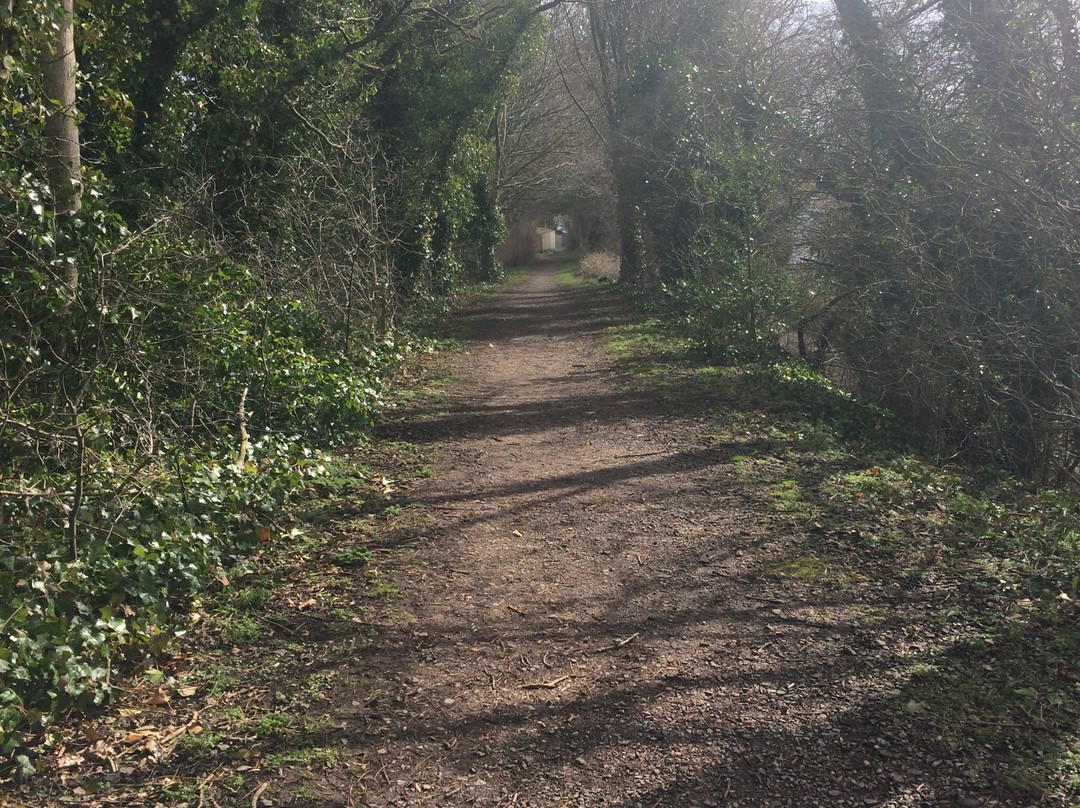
[833,0,934,184]
[41,0,81,292]
[0,0,14,65]
[1053,0,1080,88]
[614,169,644,285]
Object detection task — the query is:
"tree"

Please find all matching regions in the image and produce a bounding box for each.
[41,0,81,292]
[807,0,1080,478]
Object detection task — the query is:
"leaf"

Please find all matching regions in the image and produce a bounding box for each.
[176,684,197,698]
[142,685,173,710]
[57,752,84,768]
[82,723,106,742]
[15,754,36,777]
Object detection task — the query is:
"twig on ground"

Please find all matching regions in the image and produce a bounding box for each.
[521,675,569,690]
[197,774,216,808]
[593,632,639,653]
[250,782,268,808]
[256,614,298,636]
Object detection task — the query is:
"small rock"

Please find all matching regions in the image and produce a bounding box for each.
[956,798,981,808]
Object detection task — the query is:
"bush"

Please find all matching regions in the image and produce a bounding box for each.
[578,251,620,281]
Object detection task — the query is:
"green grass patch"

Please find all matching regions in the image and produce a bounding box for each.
[220,614,261,645]
[556,259,584,287]
[253,712,292,739]
[328,546,373,567]
[264,744,342,770]
[763,553,828,580]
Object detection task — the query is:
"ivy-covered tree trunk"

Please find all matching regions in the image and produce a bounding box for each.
[832,0,934,184]
[613,160,646,285]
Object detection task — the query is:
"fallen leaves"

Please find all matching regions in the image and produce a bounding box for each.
[141,685,173,712]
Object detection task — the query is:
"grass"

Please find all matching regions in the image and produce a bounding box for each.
[363,568,399,599]
[762,553,828,580]
[232,585,272,611]
[556,257,586,287]
[176,729,222,762]
[221,614,261,645]
[328,547,372,567]
[250,713,292,740]
[263,745,343,770]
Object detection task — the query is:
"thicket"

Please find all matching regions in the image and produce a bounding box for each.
[0,0,542,770]
[548,0,1080,483]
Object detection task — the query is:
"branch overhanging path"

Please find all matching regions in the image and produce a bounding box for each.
[336,258,990,807]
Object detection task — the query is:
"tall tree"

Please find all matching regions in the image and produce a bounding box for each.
[41,0,82,294]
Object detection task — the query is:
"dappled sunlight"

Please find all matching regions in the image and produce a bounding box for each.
[315,261,1015,807]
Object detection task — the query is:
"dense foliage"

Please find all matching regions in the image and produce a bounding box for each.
[0,0,542,768]
[539,0,1080,482]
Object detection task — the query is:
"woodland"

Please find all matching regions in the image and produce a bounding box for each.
[2,0,1080,793]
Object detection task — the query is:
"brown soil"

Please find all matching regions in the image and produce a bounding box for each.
[319,259,1007,808]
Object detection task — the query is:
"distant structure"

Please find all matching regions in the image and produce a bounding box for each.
[535,219,569,252]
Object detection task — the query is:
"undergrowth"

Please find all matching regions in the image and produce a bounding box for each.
[0,262,446,778]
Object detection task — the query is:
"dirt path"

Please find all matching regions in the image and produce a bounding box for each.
[325,259,994,808]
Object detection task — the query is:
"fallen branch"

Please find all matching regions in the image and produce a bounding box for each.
[593,632,639,653]
[521,675,569,690]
